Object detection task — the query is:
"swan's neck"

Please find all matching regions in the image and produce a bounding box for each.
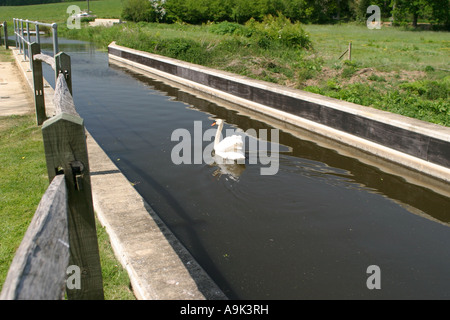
[214,122,224,147]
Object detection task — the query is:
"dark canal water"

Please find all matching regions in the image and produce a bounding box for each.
[40,38,450,299]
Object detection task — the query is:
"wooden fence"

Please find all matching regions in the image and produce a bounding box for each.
[0,41,104,300]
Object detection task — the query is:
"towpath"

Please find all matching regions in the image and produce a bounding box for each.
[0,59,34,116]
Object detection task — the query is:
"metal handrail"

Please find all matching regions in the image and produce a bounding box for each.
[13,18,59,70]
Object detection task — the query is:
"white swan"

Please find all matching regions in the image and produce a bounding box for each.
[211,119,245,161]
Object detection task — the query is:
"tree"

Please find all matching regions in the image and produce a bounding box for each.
[428,0,450,27]
[392,0,449,28]
[405,0,429,27]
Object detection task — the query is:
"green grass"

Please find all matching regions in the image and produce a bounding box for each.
[0,0,123,26]
[299,25,450,126]
[0,113,136,299]
[96,216,136,300]
[302,24,450,72]
[58,20,449,126]
[0,45,14,62]
[0,115,49,287]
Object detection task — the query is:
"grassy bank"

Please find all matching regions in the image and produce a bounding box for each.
[0,114,135,300]
[0,47,135,300]
[58,20,449,126]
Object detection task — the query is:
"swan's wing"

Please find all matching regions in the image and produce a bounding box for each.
[215,135,243,153]
[216,150,245,160]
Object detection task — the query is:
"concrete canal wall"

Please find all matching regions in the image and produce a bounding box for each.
[108,42,450,185]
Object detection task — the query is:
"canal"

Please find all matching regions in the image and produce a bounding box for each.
[41,38,449,299]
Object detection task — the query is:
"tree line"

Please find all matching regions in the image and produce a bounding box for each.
[1,0,448,28]
[122,0,449,28]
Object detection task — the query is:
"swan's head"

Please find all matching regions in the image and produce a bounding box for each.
[211,119,224,126]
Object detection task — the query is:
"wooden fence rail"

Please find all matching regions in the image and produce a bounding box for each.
[1,41,104,300]
[0,175,69,300]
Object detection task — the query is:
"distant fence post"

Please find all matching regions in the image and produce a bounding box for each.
[30,42,46,125]
[2,21,7,49]
[41,78,104,299]
[348,42,352,61]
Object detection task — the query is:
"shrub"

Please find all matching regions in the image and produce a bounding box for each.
[209,21,251,36]
[341,66,357,78]
[158,38,208,64]
[245,14,312,49]
[231,0,262,23]
[165,0,233,24]
[400,78,449,100]
[367,74,386,82]
[122,0,158,22]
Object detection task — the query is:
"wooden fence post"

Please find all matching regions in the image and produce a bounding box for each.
[41,108,104,299]
[348,42,352,61]
[2,21,7,49]
[30,42,46,125]
[3,21,9,50]
[55,52,72,96]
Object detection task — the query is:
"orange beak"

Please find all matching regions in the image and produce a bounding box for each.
[211,122,217,126]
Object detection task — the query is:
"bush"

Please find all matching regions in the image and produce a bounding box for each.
[122,0,158,22]
[231,0,263,23]
[209,21,251,36]
[130,36,210,65]
[245,14,312,49]
[165,0,233,24]
[400,77,449,100]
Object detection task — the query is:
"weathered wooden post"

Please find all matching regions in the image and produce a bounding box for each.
[30,42,46,125]
[41,73,104,300]
[3,22,7,50]
[348,42,352,61]
[55,52,72,96]
[1,21,7,49]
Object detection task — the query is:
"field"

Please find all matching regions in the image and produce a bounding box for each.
[0,0,122,25]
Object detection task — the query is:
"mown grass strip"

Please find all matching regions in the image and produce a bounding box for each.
[0,113,136,299]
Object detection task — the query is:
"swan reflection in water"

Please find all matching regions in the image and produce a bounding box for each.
[210,153,246,181]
